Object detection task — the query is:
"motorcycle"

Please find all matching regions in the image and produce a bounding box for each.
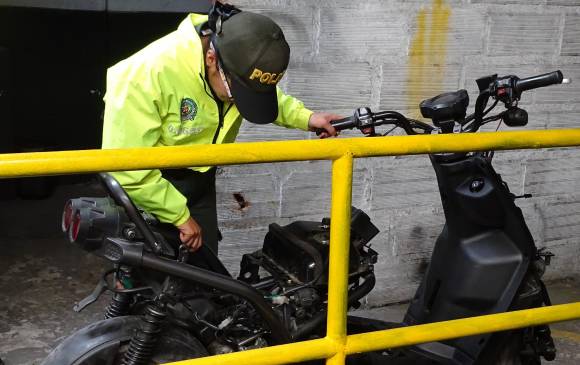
[43,70,567,365]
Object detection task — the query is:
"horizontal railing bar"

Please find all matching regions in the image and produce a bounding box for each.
[5,129,579,365]
[345,302,580,354]
[1,129,580,178]
[167,302,580,365]
[166,337,338,365]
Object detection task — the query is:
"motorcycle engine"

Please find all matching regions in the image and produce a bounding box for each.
[63,195,379,352]
[235,207,379,341]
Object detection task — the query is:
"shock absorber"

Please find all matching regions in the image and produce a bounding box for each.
[121,302,167,365]
[104,266,134,319]
[104,292,133,319]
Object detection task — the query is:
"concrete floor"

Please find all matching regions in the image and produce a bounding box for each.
[1,182,579,364]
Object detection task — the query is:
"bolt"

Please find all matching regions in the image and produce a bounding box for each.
[124,228,136,240]
[470,178,485,193]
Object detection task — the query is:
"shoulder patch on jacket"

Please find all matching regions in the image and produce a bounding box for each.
[180,98,198,121]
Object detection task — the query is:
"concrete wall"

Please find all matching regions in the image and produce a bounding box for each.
[214,0,580,306]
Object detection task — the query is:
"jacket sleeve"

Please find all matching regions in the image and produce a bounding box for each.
[273,87,313,131]
[101,65,191,226]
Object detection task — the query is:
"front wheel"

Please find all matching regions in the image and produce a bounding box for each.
[42,316,208,365]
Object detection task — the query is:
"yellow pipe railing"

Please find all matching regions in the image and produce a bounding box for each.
[170,338,340,365]
[2,129,580,365]
[2,129,580,178]
[344,302,580,355]
[325,155,353,365]
[167,302,580,365]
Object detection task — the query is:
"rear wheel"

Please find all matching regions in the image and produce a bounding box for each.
[42,316,208,365]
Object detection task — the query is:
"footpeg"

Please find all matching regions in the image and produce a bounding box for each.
[73,270,112,312]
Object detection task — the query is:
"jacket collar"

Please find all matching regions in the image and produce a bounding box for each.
[177,14,209,80]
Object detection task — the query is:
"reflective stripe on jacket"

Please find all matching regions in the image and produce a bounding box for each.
[102,14,313,226]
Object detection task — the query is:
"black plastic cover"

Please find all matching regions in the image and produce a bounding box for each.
[262,221,328,283]
[261,207,379,284]
[350,208,380,248]
[420,90,469,125]
[403,154,537,363]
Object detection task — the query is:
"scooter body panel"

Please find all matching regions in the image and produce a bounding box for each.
[404,153,537,364]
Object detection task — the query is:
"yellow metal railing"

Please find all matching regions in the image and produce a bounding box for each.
[2,129,580,365]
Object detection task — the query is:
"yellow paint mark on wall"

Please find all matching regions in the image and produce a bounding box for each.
[407,0,451,117]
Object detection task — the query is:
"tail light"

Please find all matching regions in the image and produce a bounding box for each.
[62,200,74,232]
[69,210,82,242]
[62,197,128,252]
[62,198,112,232]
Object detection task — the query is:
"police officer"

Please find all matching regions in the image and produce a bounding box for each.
[102,3,339,254]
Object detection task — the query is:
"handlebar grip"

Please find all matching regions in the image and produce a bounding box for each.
[514,70,563,94]
[331,116,356,130]
[315,116,356,135]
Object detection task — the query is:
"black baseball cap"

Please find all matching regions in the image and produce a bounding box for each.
[212,12,290,124]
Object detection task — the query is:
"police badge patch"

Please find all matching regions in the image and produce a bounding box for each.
[180,98,197,121]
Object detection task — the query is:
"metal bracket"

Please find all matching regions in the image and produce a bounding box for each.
[73,270,113,312]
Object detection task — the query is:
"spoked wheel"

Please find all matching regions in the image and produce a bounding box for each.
[42,316,208,365]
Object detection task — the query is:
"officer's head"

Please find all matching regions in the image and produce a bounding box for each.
[203,3,290,124]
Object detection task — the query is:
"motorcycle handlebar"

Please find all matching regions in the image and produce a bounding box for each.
[314,71,568,137]
[317,109,428,136]
[514,70,564,94]
[330,116,356,131]
[315,116,356,135]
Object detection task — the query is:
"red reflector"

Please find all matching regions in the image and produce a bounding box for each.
[62,201,73,232]
[70,211,81,242]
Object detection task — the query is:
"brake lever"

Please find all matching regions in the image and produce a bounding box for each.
[363,126,377,136]
[315,126,374,136]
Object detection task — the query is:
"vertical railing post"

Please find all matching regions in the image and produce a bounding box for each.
[325,154,354,365]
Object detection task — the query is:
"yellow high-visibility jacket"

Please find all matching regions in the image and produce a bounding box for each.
[102,14,312,226]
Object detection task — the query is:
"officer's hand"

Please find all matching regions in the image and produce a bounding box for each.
[177,216,203,252]
[308,112,342,139]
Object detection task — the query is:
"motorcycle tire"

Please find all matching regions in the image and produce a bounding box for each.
[41,315,208,365]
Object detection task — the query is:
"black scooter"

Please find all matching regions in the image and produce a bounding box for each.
[327,70,567,365]
[43,70,567,365]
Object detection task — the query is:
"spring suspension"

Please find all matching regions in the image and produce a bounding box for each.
[104,266,134,319]
[121,303,167,365]
[104,292,132,319]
